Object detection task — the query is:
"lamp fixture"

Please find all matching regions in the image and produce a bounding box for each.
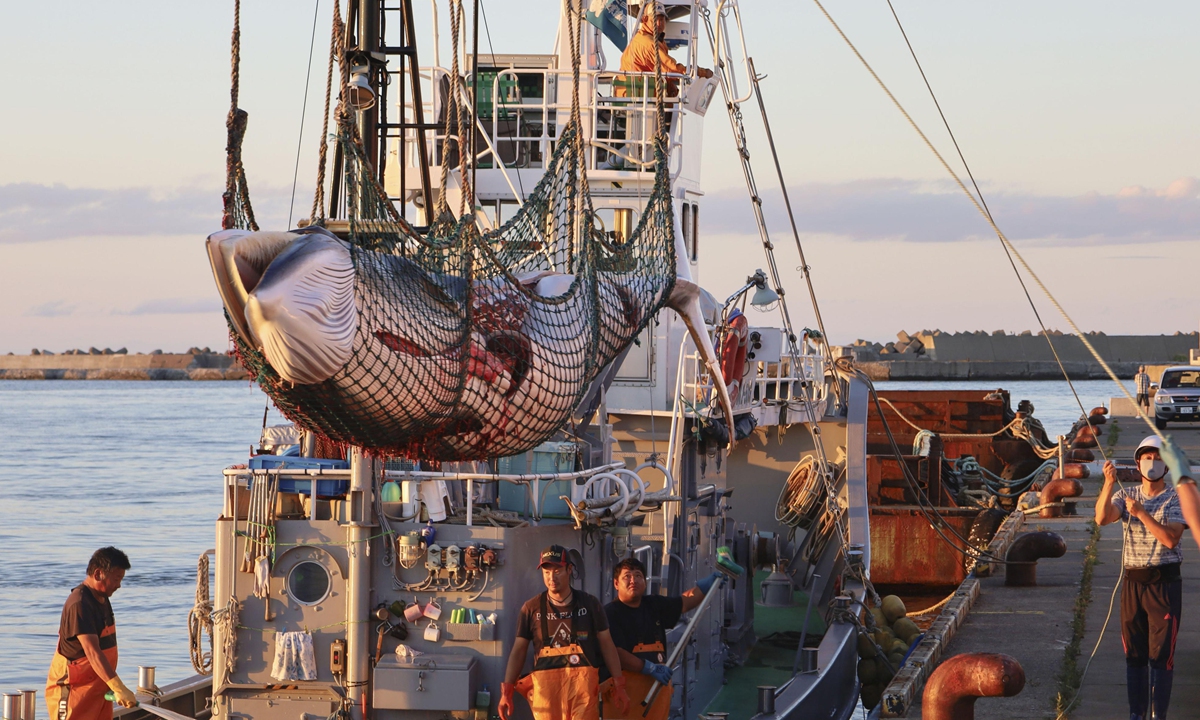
[347,67,375,111]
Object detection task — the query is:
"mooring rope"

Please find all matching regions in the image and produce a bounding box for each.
[187,552,214,675]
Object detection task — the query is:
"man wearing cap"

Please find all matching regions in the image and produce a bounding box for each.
[1135,366,1151,414]
[46,547,138,720]
[619,3,712,93]
[499,545,630,720]
[1096,437,1186,720]
[600,558,722,720]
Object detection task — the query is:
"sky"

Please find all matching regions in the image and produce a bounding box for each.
[1,1,1197,353]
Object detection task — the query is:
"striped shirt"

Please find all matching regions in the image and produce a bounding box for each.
[1135,372,1150,395]
[1113,485,1184,568]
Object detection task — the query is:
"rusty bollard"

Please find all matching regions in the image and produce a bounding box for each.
[1005,531,1067,586]
[922,653,1025,720]
[1039,476,1084,518]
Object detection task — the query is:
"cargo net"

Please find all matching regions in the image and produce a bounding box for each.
[232,119,676,460]
[224,0,679,461]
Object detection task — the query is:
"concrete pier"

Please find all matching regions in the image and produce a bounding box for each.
[908,423,1200,718]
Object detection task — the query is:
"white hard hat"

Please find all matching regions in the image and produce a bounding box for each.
[641,3,668,20]
[1135,435,1163,460]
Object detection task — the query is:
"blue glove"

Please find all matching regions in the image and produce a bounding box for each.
[696,571,723,595]
[1162,435,1193,486]
[642,659,673,685]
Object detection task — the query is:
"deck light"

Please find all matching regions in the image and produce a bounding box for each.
[348,67,376,110]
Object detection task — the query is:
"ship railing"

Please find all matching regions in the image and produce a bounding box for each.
[676,335,829,425]
[396,66,691,192]
[222,461,674,526]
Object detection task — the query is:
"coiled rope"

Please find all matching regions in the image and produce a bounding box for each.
[187,552,214,675]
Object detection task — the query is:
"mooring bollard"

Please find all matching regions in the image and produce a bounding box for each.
[1039,477,1083,518]
[1006,531,1067,586]
[922,653,1025,720]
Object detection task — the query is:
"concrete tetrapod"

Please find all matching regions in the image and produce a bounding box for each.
[1004,531,1067,586]
[922,653,1025,720]
[1039,477,1084,518]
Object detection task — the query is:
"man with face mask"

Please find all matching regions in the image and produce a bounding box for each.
[1096,436,1186,720]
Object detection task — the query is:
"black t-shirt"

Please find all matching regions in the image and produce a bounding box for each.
[604,595,684,662]
[516,590,609,668]
[57,584,116,661]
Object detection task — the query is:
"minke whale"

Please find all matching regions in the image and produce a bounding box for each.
[206,224,735,457]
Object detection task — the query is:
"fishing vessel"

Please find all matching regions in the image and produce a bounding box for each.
[130,0,880,719]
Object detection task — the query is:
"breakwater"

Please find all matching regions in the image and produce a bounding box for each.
[0,352,249,380]
[856,359,1148,381]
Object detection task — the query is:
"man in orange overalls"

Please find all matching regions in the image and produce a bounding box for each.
[46,547,138,720]
[601,558,721,720]
[499,545,631,720]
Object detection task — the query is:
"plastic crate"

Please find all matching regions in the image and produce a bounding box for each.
[496,442,580,518]
[247,456,350,498]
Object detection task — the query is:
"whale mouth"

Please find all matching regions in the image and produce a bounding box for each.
[206,229,299,344]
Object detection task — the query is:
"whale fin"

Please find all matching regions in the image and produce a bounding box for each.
[666,278,736,449]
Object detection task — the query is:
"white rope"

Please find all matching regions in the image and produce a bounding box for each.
[187,552,214,675]
[811,0,1161,442]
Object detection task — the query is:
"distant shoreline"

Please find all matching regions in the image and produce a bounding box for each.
[0,352,1180,383]
[0,353,249,380]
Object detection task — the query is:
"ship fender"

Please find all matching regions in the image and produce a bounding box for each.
[1004,531,1067,586]
[922,653,1025,720]
[719,310,750,400]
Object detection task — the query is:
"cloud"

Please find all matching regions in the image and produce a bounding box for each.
[24,300,76,317]
[0,183,291,243]
[702,177,1200,246]
[117,297,223,315]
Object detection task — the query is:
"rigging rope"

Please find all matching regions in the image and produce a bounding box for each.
[221,0,258,232]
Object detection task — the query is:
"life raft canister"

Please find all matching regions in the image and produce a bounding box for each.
[720,310,750,400]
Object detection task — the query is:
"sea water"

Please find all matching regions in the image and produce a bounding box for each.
[0,378,1139,688]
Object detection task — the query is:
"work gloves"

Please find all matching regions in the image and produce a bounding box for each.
[642,659,673,685]
[696,571,723,595]
[1162,436,1192,485]
[106,677,138,708]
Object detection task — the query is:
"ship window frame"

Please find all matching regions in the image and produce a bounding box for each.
[287,560,332,606]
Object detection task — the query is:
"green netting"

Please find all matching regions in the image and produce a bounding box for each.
[232,120,676,461]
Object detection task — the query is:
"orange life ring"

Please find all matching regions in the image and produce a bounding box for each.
[720,311,750,398]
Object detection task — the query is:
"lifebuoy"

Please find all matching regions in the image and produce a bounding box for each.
[720,310,750,399]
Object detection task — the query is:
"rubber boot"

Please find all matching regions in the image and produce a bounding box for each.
[1149,666,1173,720]
[1128,664,1148,720]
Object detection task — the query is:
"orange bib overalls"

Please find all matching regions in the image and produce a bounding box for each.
[46,625,118,720]
[516,594,601,720]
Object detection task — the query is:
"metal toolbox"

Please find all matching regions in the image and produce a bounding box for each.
[373,654,480,710]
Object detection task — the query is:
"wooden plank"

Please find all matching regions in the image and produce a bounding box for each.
[879,578,981,717]
[975,510,1025,578]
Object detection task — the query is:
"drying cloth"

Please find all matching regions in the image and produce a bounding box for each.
[253,556,271,599]
[271,632,317,681]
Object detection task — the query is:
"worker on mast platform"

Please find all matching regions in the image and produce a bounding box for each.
[46,547,137,720]
[1096,437,1186,720]
[619,3,712,94]
[499,545,631,720]
[601,558,722,720]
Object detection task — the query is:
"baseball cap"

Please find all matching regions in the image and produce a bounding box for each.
[538,544,572,568]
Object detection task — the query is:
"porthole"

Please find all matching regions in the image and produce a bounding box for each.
[287,561,331,605]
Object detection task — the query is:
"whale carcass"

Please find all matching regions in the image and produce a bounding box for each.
[207,226,734,458]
